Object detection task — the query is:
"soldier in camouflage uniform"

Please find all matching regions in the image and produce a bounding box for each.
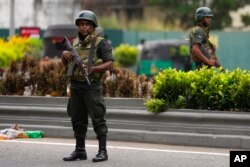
[189,7,221,69]
[62,10,114,162]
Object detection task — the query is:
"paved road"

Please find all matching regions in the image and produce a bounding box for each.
[0,138,231,167]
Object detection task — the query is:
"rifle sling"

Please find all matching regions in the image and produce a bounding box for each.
[88,38,97,75]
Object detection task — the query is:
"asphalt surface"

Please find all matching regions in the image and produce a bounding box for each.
[0,138,232,167]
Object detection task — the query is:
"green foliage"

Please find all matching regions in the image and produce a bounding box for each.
[99,16,122,29]
[147,0,199,29]
[241,13,250,26]
[0,48,16,67]
[179,45,189,57]
[114,44,139,67]
[0,36,43,67]
[152,68,193,104]
[25,38,43,58]
[147,0,250,30]
[144,98,168,113]
[210,0,245,29]
[147,67,250,113]
[99,0,250,30]
[99,16,170,31]
[174,95,187,108]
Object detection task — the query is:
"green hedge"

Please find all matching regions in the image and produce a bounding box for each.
[145,67,250,112]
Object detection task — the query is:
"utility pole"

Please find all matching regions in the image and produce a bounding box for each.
[202,0,208,6]
[9,0,15,37]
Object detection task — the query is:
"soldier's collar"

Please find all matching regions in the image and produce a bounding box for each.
[77,32,97,47]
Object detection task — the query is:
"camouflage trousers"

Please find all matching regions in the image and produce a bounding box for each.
[69,81,108,139]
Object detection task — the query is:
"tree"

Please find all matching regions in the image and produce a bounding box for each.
[241,13,250,26]
[147,0,199,29]
[210,0,249,29]
[147,0,250,30]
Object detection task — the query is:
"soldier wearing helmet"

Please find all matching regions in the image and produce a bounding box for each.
[189,7,221,69]
[62,10,114,163]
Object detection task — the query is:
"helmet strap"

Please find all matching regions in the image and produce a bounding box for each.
[196,18,209,27]
[202,21,209,27]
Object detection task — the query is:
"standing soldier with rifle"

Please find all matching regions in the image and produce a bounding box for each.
[61,10,114,162]
[189,7,221,69]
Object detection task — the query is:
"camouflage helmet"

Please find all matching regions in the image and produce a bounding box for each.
[195,7,213,21]
[75,10,98,27]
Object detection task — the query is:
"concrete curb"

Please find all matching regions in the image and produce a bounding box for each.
[0,95,250,149]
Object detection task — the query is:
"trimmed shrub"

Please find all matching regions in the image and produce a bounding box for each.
[0,57,152,98]
[114,44,139,67]
[146,67,250,112]
[102,67,152,98]
[144,98,168,113]
[0,56,68,96]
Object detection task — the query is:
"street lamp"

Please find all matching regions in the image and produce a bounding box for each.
[10,0,15,37]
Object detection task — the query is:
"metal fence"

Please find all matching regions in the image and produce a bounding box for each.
[1,95,250,148]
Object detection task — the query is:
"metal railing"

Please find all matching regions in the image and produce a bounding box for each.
[0,95,250,149]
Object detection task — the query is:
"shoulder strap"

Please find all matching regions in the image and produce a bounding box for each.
[72,37,80,48]
[88,38,97,74]
[95,37,104,46]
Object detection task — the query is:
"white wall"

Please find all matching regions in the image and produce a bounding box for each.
[0,0,81,29]
[230,5,250,29]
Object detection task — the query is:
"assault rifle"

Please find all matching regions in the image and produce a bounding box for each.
[60,37,91,85]
[200,45,211,59]
[200,44,223,69]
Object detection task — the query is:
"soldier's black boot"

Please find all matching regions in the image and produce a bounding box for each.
[92,136,108,162]
[92,149,108,162]
[63,147,87,161]
[63,138,87,161]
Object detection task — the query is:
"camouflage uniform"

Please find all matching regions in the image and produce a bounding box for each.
[189,24,217,69]
[189,7,219,69]
[63,10,113,162]
[69,31,113,141]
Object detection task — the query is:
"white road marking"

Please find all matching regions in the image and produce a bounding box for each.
[0,140,229,156]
